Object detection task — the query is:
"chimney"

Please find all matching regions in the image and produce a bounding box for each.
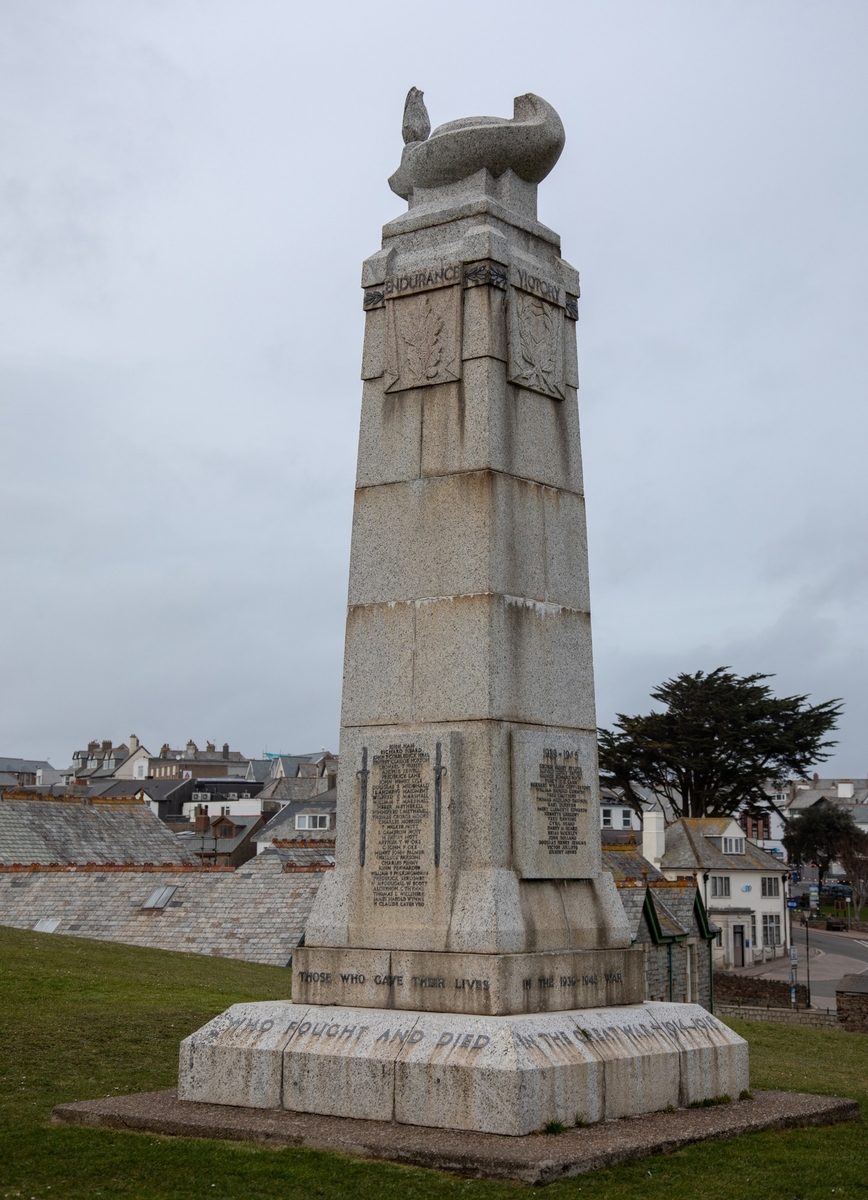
[642,809,666,867]
[101,740,112,752]
[206,741,215,753]
[129,735,139,753]
[838,781,854,800]
[87,740,99,753]
[186,740,197,757]
[222,743,229,760]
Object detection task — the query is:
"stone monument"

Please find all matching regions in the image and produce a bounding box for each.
[179,90,747,1135]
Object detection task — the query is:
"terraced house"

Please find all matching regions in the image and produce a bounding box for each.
[642,813,791,968]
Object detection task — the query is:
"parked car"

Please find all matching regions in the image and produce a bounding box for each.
[820,883,853,901]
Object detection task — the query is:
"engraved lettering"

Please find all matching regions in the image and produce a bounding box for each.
[533,749,590,857]
[370,744,431,907]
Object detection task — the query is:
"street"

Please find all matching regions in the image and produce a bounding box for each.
[750,926,868,1010]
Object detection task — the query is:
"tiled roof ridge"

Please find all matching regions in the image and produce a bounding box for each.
[1,792,145,806]
[0,862,234,872]
[271,838,336,849]
[282,862,335,873]
[615,878,693,889]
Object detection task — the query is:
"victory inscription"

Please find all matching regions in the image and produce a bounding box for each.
[369,743,431,907]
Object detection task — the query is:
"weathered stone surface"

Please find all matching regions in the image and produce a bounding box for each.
[178,1000,748,1135]
[178,1002,300,1108]
[292,945,643,1015]
[347,471,590,611]
[389,94,565,200]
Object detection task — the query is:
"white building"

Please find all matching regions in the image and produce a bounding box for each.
[642,812,791,969]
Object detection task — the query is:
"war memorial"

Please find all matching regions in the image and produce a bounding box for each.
[174,89,749,1136]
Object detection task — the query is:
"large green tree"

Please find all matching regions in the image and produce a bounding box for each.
[783,802,862,888]
[598,667,841,820]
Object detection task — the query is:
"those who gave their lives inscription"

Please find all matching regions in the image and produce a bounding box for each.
[370,743,431,908]
[532,747,590,856]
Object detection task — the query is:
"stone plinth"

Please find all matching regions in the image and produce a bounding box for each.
[178,999,748,1136]
[292,945,644,1014]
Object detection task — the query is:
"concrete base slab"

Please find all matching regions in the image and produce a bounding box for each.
[52,1088,859,1185]
[178,1000,749,1135]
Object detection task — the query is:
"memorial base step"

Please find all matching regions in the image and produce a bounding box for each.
[178,999,749,1136]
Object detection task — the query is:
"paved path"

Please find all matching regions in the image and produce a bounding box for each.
[740,928,868,1010]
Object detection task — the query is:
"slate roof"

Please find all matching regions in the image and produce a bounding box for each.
[0,796,197,866]
[0,758,53,774]
[788,788,868,810]
[0,850,320,967]
[617,887,647,939]
[245,760,274,783]
[659,818,784,872]
[601,842,665,883]
[269,843,336,868]
[255,790,337,845]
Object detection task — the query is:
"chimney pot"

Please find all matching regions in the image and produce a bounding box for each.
[222,743,229,759]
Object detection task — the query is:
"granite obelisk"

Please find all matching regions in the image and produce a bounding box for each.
[178,92,748,1134]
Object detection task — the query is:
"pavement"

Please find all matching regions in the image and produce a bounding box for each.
[52,1089,859,1184]
[728,926,868,1011]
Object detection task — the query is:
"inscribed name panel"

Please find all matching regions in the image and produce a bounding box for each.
[511,730,600,879]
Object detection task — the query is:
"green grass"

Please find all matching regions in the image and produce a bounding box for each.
[0,926,866,1199]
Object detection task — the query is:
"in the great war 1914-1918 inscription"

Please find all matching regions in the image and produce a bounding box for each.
[532,748,590,857]
[368,743,431,908]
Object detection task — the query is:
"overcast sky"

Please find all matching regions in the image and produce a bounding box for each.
[1,1,866,775]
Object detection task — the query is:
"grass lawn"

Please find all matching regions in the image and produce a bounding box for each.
[0,926,866,1199]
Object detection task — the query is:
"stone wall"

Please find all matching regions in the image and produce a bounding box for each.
[714,972,809,1008]
[716,1004,838,1029]
[643,940,712,1010]
[0,850,322,966]
[837,991,868,1032]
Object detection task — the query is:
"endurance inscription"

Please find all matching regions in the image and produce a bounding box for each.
[370,743,431,908]
[532,747,590,857]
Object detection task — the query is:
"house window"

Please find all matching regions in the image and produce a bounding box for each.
[601,808,612,828]
[762,914,782,946]
[715,930,723,947]
[136,762,145,779]
[621,809,632,829]
[710,876,731,898]
[295,813,330,830]
[761,876,780,897]
[220,806,230,816]
[723,837,745,855]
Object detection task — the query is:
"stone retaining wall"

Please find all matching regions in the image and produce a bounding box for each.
[714,972,809,1008]
[837,991,868,1033]
[717,1003,838,1028]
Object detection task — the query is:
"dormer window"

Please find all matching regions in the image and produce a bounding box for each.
[723,837,745,855]
[295,813,330,830]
